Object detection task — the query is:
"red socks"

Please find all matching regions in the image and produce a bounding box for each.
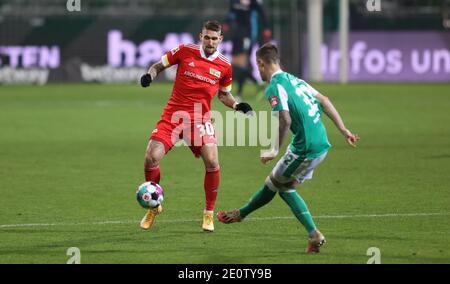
[144,162,160,184]
[144,163,220,212]
[204,166,220,211]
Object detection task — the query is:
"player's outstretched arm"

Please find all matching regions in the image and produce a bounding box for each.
[218,90,253,114]
[315,93,360,147]
[140,61,167,88]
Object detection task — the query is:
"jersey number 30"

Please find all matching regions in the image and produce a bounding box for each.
[197,122,215,137]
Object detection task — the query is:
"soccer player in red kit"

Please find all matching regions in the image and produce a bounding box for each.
[139,21,253,232]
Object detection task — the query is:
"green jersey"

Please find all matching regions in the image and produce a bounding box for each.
[265,70,331,159]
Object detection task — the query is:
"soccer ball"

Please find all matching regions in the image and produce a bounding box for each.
[136,181,164,209]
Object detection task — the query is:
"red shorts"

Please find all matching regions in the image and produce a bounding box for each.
[150,119,217,158]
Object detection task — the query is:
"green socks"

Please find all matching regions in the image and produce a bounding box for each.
[279,191,317,234]
[238,184,317,235]
[239,185,276,218]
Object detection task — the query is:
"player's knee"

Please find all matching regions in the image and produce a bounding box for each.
[206,164,220,173]
[265,174,293,192]
[204,159,219,171]
[145,142,165,166]
[265,175,279,192]
[291,180,300,188]
[144,155,159,167]
[201,146,219,169]
[144,150,162,167]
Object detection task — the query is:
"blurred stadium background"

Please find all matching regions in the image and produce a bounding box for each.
[1,0,449,84]
[1,0,450,264]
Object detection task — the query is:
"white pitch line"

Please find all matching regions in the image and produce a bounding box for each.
[0,212,449,229]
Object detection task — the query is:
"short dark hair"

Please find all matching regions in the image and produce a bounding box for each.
[256,43,280,64]
[203,20,222,35]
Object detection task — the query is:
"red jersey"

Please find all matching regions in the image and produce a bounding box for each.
[160,44,232,121]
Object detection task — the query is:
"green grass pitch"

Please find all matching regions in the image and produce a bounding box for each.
[0,82,449,264]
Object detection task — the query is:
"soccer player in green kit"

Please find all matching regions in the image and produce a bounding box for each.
[217,43,360,253]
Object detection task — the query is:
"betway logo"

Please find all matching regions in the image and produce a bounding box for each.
[183,71,216,85]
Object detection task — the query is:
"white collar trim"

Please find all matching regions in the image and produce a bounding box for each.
[200,46,220,61]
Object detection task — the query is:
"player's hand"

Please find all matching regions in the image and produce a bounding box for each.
[235,102,253,115]
[342,129,360,148]
[140,73,152,87]
[260,148,278,164]
[261,156,275,164]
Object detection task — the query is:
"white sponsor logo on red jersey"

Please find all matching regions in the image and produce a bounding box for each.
[209,68,221,78]
[183,71,216,85]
